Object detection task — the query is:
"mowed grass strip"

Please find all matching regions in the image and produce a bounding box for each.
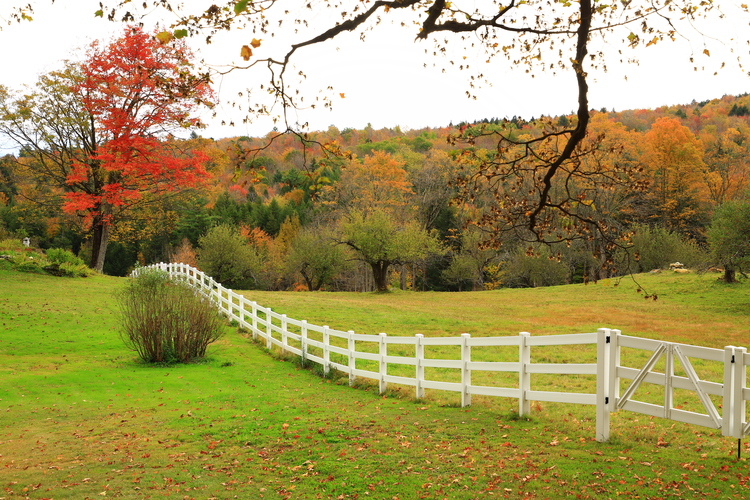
[1,269,749,499]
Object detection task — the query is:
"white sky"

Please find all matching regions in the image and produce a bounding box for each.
[1,1,749,145]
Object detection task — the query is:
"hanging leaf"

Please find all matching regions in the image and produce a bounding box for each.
[155,31,174,44]
[251,38,262,48]
[235,0,250,15]
[240,45,253,61]
[174,29,189,39]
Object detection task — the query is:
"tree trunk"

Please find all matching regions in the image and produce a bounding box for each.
[300,267,315,291]
[90,221,110,273]
[723,266,737,283]
[371,261,390,292]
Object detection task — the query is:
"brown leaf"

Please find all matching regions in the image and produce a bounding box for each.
[240,45,252,61]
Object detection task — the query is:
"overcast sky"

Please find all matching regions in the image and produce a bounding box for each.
[1,1,749,145]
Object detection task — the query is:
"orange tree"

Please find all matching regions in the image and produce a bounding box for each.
[0,26,214,272]
[639,117,707,238]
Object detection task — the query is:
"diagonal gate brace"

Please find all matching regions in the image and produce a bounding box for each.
[617,343,666,410]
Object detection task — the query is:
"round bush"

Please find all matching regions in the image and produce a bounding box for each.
[117,268,226,363]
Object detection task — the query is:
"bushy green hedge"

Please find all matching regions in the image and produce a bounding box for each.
[617,224,705,273]
[0,242,92,277]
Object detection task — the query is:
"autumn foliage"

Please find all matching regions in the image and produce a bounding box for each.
[5,81,750,287]
[62,26,214,270]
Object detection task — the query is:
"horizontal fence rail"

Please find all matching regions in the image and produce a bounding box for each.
[133,263,749,443]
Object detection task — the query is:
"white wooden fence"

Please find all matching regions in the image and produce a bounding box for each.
[134,263,749,443]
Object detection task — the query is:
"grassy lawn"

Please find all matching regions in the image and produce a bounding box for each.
[1,268,750,499]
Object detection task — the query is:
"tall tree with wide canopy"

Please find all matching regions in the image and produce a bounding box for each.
[707,199,750,283]
[340,209,442,292]
[0,26,214,271]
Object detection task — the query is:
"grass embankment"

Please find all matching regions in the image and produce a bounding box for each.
[1,269,749,499]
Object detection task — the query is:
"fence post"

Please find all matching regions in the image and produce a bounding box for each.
[608,329,621,413]
[723,346,736,437]
[416,334,425,400]
[214,283,222,313]
[724,346,747,438]
[238,296,246,329]
[461,333,471,407]
[323,326,331,377]
[266,308,273,350]
[596,328,612,443]
[664,344,675,422]
[379,333,388,394]
[519,332,531,417]
[348,331,356,387]
[301,320,308,366]
[732,347,747,439]
[251,301,258,340]
[211,279,220,307]
[226,291,235,321]
[221,286,226,316]
[281,314,288,355]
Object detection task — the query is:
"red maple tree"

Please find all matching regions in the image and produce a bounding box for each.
[63,26,214,272]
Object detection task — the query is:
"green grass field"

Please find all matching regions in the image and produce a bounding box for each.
[1,268,750,499]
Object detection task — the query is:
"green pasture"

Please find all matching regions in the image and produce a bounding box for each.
[1,268,750,499]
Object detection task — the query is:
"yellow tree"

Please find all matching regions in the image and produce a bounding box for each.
[640,117,707,238]
[335,151,414,217]
[701,127,750,207]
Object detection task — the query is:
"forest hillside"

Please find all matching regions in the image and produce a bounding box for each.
[2,93,750,291]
